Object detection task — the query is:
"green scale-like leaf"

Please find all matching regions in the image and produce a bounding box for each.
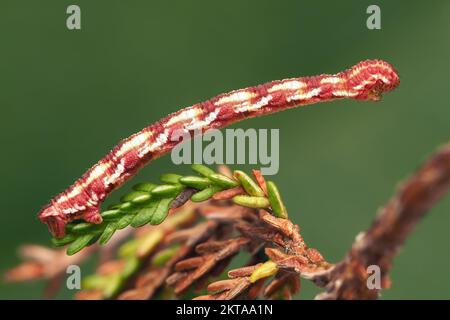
[67,233,98,255]
[131,197,174,227]
[99,223,117,245]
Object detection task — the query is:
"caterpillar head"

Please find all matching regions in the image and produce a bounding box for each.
[347,60,400,101]
[38,203,68,238]
[38,201,102,238]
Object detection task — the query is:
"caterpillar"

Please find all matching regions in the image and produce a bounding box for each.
[39,59,400,237]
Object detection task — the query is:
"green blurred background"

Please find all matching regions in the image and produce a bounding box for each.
[1,0,449,299]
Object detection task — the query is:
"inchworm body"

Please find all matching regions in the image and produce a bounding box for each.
[39,60,400,237]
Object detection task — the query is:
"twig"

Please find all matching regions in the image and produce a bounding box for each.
[317,143,450,299]
[4,244,96,298]
[167,237,250,295]
[117,220,219,299]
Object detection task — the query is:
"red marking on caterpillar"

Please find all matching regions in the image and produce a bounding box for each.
[38,59,400,237]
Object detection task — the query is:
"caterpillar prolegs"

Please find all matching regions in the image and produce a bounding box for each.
[38,59,400,237]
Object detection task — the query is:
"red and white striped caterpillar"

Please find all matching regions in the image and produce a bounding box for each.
[39,60,400,237]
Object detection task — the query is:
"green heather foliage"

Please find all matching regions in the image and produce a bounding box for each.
[52,165,289,255]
